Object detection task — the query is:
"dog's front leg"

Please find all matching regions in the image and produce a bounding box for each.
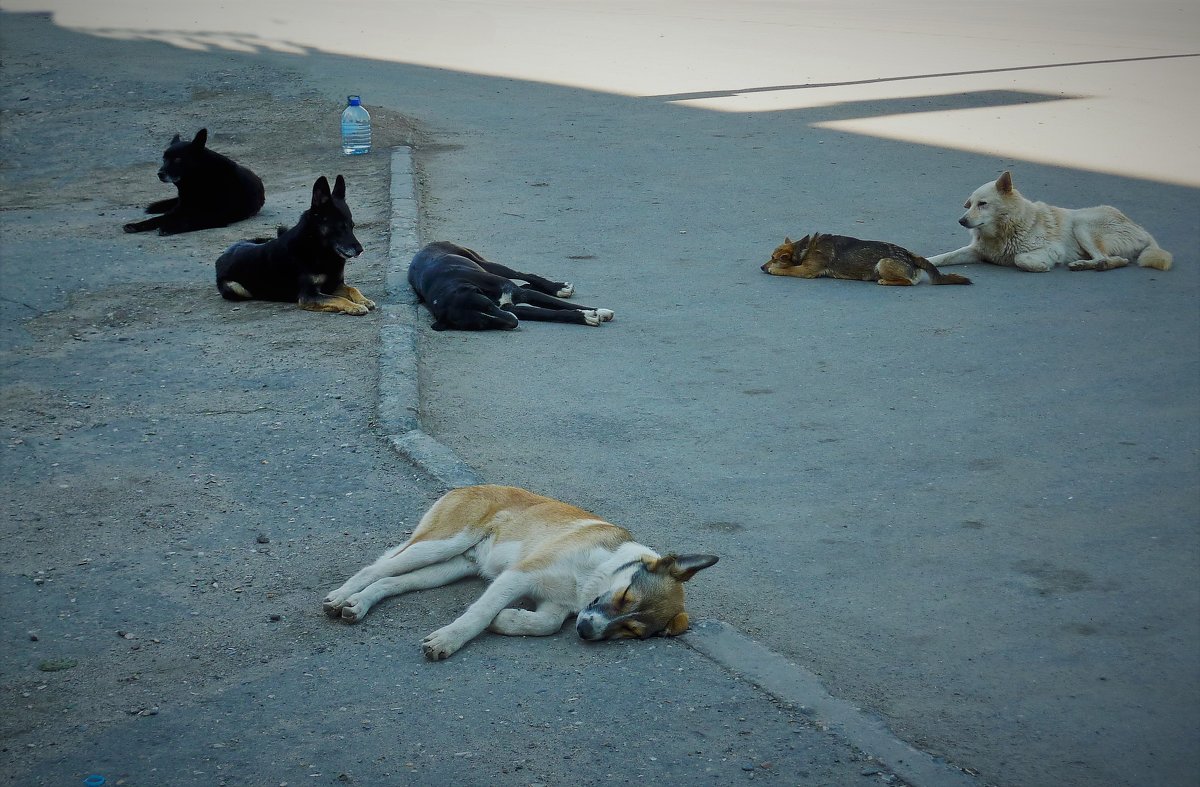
[489,602,572,636]
[123,214,167,233]
[1012,252,1053,272]
[145,197,179,214]
[422,570,531,660]
[331,283,376,310]
[927,246,982,267]
[298,279,370,316]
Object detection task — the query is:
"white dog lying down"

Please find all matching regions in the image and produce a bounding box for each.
[323,485,718,660]
[928,171,1172,273]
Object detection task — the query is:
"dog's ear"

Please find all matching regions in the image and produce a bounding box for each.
[664,612,690,636]
[784,236,793,244]
[996,171,1013,194]
[646,553,718,582]
[311,176,332,208]
[170,133,181,145]
[191,128,208,148]
[332,175,346,200]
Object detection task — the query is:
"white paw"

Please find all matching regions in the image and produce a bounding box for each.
[322,592,348,616]
[594,308,614,322]
[582,310,601,327]
[556,283,575,298]
[340,597,366,623]
[422,626,466,660]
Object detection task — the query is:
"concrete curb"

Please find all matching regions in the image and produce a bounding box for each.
[382,146,973,786]
[380,146,482,488]
[684,621,977,787]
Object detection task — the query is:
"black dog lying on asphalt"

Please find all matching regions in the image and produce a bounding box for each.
[124,128,265,235]
[408,242,613,330]
[214,175,375,315]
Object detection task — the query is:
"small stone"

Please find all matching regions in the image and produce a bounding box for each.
[269,614,282,622]
[256,534,270,544]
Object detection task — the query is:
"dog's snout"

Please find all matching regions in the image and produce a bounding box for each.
[576,617,597,640]
[958,215,971,228]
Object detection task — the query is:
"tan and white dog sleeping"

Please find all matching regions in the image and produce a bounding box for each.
[323,485,718,660]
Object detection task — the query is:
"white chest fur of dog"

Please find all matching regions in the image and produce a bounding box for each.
[323,485,718,660]
[928,171,1172,273]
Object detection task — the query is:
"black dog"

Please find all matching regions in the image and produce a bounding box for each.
[408,242,614,330]
[214,175,374,315]
[124,128,265,235]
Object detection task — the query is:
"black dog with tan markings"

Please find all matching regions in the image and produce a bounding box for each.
[408,241,614,330]
[215,175,375,315]
[763,233,971,286]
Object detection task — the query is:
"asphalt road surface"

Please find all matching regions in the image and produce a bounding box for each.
[2,3,1198,786]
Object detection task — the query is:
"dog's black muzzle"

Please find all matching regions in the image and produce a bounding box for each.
[335,241,364,260]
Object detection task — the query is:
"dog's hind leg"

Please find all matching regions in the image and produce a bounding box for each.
[338,556,477,622]
[422,569,534,659]
[1068,230,1130,272]
[488,601,572,636]
[479,260,574,298]
[875,258,920,286]
[323,531,482,616]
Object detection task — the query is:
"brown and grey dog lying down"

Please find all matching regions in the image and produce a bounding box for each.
[323,485,718,660]
[762,233,971,286]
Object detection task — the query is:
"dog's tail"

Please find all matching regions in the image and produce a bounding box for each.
[914,255,972,285]
[1136,243,1173,271]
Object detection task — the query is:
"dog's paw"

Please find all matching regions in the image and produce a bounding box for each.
[422,626,466,660]
[122,222,140,233]
[342,303,370,316]
[1069,257,1128,272]
[595,308,614,322]
[360,297,377,310]
[556,282,575,298]
[340,598,366,623]
[582,310,602,327]
[322,594,346,617]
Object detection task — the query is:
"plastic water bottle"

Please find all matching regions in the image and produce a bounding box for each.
[341,95,371,155]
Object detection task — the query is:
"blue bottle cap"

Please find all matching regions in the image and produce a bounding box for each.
[347,95,361,106]
[84,776,106,787]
